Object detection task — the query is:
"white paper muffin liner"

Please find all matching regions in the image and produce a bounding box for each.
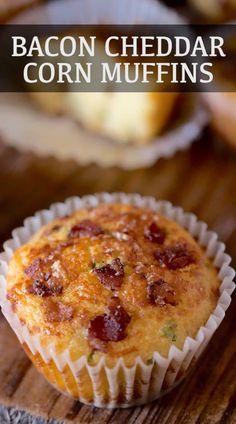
[0,0,208,169]
[0,193,235,408]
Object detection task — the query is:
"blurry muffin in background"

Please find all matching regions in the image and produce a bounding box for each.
[203,92,236,149]
[29,36,179,145]
[29,92,66,115]
[31,89,178,145]
[0,0,39,22]
[202,34,236,149]
[188,0,236,21]
[66,91,178,145]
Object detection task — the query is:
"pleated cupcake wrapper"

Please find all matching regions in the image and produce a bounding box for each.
[0,193,235,408]
[1,0,208,169]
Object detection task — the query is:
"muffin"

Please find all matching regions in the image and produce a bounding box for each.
[203,92,236,149]
[0,0,39,22]
[66,91,179,145]
[1,194,235,407]
[29,36,179,145]
[30,91,178,145]
[188,0,236,21]
[202,53,236,149]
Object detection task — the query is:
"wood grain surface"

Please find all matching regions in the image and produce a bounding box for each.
[0,132,235,423]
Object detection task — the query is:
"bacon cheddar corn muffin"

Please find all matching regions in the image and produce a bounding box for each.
[4,200,226,406]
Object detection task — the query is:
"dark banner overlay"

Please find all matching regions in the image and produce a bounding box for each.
[0,25,235,92]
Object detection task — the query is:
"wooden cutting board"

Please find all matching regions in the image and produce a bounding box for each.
[0,133,235,423]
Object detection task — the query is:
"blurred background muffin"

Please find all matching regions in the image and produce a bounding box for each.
[160,0,236,22]
[29,34,179,146]
[188,0,236,22]
[0,0,206,168]
[0,0,39,22]
[28,28,179,145]
[202,29,236,149]
[160,0,236,150]
[30,89,179,145]
[203,92,236,149]
[1,0,236,154]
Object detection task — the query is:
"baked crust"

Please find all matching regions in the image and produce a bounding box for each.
[7,203,219,367]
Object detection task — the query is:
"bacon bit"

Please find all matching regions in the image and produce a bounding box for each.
[25,258,63,297]
[69,220,103,238]
[24,258,42,278]
[94,258,124,290]
[147,279,177,307]
[43,299,74,323]
[154,244,195,270]
[88,303,130,344]
[144,222,166,244]
[27,276,63,297]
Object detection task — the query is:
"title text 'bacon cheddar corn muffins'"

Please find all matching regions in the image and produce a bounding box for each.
[0,193,235,408]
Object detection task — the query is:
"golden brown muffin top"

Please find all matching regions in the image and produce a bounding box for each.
[6,204,219,364]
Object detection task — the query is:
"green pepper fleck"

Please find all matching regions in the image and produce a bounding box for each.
[87,351,95,364]
[162,321,177,342]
